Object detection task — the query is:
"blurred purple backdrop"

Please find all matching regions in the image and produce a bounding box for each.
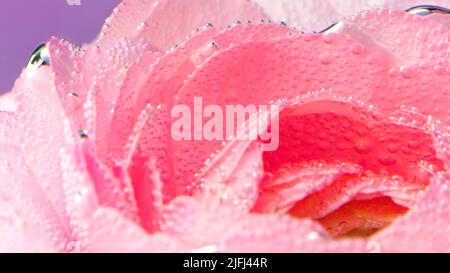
[0,0,121,93]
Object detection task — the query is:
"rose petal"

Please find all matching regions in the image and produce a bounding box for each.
[110,23,291,166]
[374,173,450,252]
[136,0,268,50]
[47,37,87,131]
[196,142,265,211]
[0,202,56,252]
[97,0,157,46]
[264,99,442,183]
[172,26,448,186]
[329,9,450,66]
[255,0,450,31]
[253,161,362,213]
[0,145,71,251]
[82,142,137,222]
[86,207,183,253]
[160,196,366,252]
[11,66,71,227]
[0,92,16,112]
[124,105,169,231]
[109,27,219,163]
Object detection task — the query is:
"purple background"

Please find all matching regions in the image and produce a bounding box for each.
[0,0,121,93]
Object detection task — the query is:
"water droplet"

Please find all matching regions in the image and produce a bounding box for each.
[387,144,399,153]
[211,40,220,50]
[203,23,214,29]
[400,66,414,79]
[367,56,377,65]
[27,43,50,68]
[407,140,421,149]
[388,68,398,77]
[354,139,372,154]
[434,65,446,75]
[378,154,397,166]
[69,92,79,99]
[323,34,335,44]
[405,5,450,16]
[191,245,219,253]
[79,130,89,140]
[320,21,343,33]
[319,53,332,65]
[351,43,363,55]
[307,231,320,241]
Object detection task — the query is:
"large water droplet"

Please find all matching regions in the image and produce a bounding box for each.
[405,5,450,16]
[320,22,344,33]
[27,43,50,68]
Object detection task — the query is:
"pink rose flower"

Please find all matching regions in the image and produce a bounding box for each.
[0,0,449,252]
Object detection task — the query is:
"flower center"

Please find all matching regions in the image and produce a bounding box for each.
[290,194,409,239]
[252,101,444,239]
[253,161,422,239]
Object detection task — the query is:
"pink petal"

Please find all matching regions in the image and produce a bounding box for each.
[329,9,450,66]
[160,196,366,252]
[196,142,265,211]
[0,202,56,252]
[11,66,72,228]
[0,92,16,112]
[0,145,71,251]
[171,23,448,186]
[136,0,268,50]
[430,120,450,168]
[255,0,339,31]
[374,173,450,252]
[76,34,159,172]
[47,37,87,131]
[110,23,290,165]
[8,59,99,250]
[86,207,183,253]
[255,0,450,31]
[82,142,137,222]
[253,161,362,213]
[109,27,218,164]
[97,0,157,46]
[124,105,169,231]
